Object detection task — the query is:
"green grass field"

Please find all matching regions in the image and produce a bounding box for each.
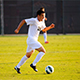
[0,34,80,80]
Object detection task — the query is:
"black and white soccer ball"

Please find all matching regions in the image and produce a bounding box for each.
[45,65,54,74]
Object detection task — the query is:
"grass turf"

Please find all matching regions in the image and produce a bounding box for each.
[0,34,80,80]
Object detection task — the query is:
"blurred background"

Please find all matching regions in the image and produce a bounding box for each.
[0,0,80,35]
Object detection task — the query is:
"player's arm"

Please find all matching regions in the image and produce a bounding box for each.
[45,17,47,21]
[42,23,55,32]
[14,20,26,34]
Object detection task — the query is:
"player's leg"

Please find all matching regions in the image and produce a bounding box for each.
[16,50,34,68]
[14,55,28,74]
[32,46,46,66]
[30,42,46,72]
[43,32,49,43]
[14,46,34,74]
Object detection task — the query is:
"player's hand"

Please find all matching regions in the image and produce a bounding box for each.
[50,23,55,28]
[14,29,19,34]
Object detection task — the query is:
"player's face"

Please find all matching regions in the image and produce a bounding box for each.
[39,13,45,21]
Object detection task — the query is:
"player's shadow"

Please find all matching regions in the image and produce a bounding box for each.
[24,72,47,75]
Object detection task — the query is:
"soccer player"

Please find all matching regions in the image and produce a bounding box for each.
[14,10,55,74]
[40,7,49,44]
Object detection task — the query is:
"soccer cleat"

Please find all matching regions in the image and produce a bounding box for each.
[45,41,49,44]
[30,64,38,72]
[14,66,21,74]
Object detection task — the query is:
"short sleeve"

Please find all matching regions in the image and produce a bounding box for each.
[25,18,34,25]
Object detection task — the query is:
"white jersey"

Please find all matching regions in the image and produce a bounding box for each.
[25,17,46,43]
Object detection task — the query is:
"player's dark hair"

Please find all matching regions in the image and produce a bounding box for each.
[40,7,45,10]
[37,10,45,16]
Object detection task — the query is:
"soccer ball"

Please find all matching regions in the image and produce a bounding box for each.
[45,65,54,74]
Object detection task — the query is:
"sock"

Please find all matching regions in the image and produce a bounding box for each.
[17,55,28,68]
[43,32,47,42]
[33,52,45,66]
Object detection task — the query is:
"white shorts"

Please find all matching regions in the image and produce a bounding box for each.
[26,38,42,52]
